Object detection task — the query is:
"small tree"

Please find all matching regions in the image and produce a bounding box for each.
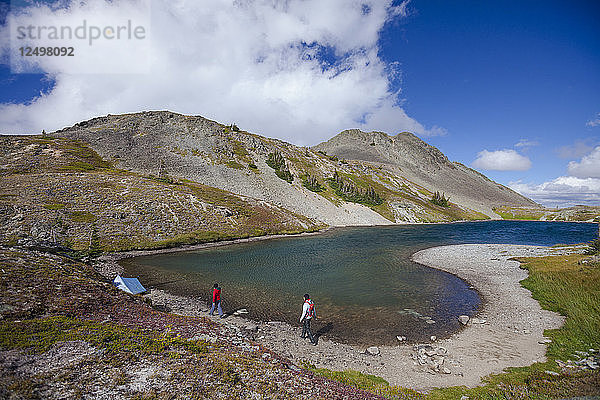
[88,224,102,257]
[266,151,293,183]
[302,173,324,192]
[431,191,450,207]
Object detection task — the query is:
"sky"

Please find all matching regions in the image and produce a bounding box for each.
[0,0,599,207]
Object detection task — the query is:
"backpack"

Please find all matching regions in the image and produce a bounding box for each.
[305,299,316,318]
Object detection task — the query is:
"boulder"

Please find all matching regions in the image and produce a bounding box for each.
[458,315,469,325]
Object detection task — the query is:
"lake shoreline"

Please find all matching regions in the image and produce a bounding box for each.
[107,243,586,392]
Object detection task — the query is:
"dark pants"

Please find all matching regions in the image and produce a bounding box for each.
[301,318,315,344]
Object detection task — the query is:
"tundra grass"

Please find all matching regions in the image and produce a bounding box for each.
[0,316,209,357]
[308,367,425,400]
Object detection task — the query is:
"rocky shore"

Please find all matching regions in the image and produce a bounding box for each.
[135,243,585,392]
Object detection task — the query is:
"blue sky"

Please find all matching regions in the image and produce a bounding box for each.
[0,0,599,207]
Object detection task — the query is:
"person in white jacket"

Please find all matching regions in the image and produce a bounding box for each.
[300,293,317,345]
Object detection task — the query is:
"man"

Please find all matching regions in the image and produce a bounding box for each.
[300,293,316,345]
[209,283,224,318]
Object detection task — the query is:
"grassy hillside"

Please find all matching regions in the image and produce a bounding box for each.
[0,135,323,253]
[494,206,600,222]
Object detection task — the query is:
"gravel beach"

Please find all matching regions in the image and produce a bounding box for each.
[139,244,582,392]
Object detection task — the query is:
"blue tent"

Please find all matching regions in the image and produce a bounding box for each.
[113,275,147,294]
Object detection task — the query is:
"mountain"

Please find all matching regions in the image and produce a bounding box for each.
[49,111,535,226]
[313,129,537,217]
[0,110,553,252]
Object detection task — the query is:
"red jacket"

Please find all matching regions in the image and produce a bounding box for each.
[212,287,221,303]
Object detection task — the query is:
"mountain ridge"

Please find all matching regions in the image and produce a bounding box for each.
[48,110,536,225]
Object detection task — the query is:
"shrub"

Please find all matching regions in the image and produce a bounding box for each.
[266,151,293,183]
[328,170,382,206]
[430,191,450,207]
[302,174,324,192]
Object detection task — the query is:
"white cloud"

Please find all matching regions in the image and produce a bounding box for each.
[514,139,539,150]
[587,113,600,127]
[557,138,598,159]
[471,149,532,171]
[0,0,443,145]
[567,146,600,178]
[510,177,600,208]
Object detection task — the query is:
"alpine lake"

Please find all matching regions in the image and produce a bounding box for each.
[120,220,597,345]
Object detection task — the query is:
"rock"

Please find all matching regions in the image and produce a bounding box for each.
[545,370,560,376]
[233,308,249,315]
[425,350,436,357]
[366,346,380,356]
[442,367,451,374]
[430,336,436,341]
[396,335,406,342]
[426,319,436,324]
[470,318,486,324]
[523,329,531,335]
[586,360,599,370]
[189,334,217,344]
[437,347,448,355]
[458,315,469,325]
[243,323,258,332]
[538,338,552,344]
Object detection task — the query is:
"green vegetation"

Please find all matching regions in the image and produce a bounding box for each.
[494,206,546,220]
[147,174,180,185]
[307,367,424,399]
[328,170,383,206]
[0,316,209,357]
[231,140,252,164]
[301,173,324,192]
[266,151,293,183]
[317,150,339,162]
[430,191,450,207]
[43,203,67,210]
[226,160,244,170]
[69,210,97,223]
